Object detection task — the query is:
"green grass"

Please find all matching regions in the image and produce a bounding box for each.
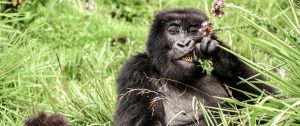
[0,0,299,125]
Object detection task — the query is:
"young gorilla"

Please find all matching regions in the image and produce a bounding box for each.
[25,112,68,126]
[114,8,276,126]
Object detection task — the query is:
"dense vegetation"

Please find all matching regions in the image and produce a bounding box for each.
[0,0,299,125]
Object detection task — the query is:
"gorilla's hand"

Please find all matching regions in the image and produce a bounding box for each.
[195,37,219,58]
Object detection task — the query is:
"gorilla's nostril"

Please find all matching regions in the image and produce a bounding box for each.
[177,43,185,48]
[185,40,191,47]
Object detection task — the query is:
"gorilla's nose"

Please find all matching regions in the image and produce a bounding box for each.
[175,39,195,49]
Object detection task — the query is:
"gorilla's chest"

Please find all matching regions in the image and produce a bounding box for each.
[158,76,229,125]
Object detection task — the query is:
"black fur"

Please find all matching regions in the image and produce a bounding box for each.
[25,112,68,126]
[114,8,276,126]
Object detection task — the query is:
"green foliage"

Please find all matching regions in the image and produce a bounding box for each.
[0,0,299,125]
[198,59,213,75]
[213,1,300,125]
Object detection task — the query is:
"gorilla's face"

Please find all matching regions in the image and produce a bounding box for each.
[166,20,200,69]
[147,8,208,81]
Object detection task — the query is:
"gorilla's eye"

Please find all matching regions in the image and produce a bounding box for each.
[168,26,180,35]
[188,27,199,34]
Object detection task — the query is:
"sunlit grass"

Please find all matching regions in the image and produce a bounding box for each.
[0,0,299,125]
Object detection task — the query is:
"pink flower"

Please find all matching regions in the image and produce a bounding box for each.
[211,0,225,17]
[199,20,214,37]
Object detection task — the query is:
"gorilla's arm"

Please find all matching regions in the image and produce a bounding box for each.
[197,36,277,101]
[114,53,164,126]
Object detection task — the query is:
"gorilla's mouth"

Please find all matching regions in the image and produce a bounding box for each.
[180,53,193,62]
[178,51,197,63]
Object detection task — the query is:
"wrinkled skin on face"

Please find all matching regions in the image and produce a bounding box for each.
[146,8,217,82]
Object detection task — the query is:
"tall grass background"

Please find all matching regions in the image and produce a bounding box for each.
[0,0,299,125]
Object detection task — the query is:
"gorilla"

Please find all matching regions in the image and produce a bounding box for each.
[25,112,68,126]
[114,8,276,126]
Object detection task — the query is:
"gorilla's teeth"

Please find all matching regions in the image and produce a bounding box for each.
[181,54,193,62]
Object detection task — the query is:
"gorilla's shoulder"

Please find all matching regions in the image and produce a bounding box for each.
[120,52,152,72]
[117,52,153,86]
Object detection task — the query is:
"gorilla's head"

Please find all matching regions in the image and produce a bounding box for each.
[146,8,209,82]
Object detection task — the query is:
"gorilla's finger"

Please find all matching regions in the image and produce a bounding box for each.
[200,37,210,54]
[207,40,219,55]
[201,37,210,44]
[195,43,203,58]
[200,42,207,55]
